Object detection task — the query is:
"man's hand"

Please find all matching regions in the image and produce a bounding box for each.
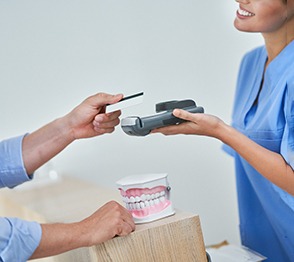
[31,201,135,259]
[65,93,124,140]
[78,201,135,246]
[23,93,123,174]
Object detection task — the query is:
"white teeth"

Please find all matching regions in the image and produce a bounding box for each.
[238,8,254,17]
[141,194,146,201]
[125,196,167,210]
[130,196,135,203]
[135,196,140,202]
[123,190,167,210]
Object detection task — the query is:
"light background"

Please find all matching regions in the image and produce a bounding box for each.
[0,0,263,246]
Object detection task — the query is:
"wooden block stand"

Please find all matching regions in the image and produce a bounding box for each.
[0,176,207,262]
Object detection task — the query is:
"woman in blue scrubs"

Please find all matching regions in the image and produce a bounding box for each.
[153,0,294,261]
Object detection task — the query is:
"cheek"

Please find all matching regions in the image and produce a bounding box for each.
[257,6,287,32]
[287,3,294,21]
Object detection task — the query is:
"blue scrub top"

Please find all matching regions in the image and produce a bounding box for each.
[223,40,294,261]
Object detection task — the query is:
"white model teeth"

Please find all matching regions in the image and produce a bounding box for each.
[238,8,254,17]
[135,196,140,202]
[130,196,135,203]
[141,194,146,201]
[124,190,167,210]
[124,191,166,204]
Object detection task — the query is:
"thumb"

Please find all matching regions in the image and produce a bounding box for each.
[88,93,123,107]
[106,93,124,105]
[173,108,195,122]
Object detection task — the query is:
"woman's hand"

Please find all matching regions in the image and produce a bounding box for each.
[152,108,226,139]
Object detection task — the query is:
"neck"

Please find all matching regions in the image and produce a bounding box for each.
[286,16,294,44]
[262,30,287,65]
[262,19,294,65]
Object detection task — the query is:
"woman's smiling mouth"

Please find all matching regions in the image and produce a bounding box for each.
[237,7,255,17]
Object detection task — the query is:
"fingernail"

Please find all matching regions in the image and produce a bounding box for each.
[96,115,103,122]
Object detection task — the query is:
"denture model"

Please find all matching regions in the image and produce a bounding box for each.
[116,173,175,224]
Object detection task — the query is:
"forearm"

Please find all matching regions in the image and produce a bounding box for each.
[218,123,294,194]
[22,116,74,175]
[30,201,135,259]
[21,93,123,175]
[30,222,86,259]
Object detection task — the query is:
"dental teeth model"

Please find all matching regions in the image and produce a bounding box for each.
[116,173,175,224]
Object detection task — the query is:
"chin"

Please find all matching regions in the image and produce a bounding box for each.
[234,20,257,33]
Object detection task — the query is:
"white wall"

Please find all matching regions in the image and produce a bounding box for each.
[0,0,263,246]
